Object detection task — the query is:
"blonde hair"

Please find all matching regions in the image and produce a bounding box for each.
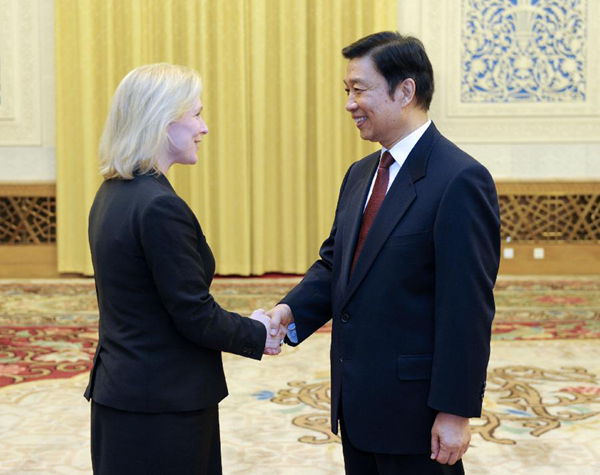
[99,63,202,179]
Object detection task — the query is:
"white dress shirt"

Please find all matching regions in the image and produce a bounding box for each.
[364,120,432,208]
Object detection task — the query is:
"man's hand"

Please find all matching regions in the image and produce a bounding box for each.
[266,304,294,339]
[250,309,286,355]
[430,412,471,465]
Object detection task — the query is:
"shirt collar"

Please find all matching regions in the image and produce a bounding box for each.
[381,120,432,166]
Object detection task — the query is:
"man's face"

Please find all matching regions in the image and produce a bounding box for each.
[344,56,405,149]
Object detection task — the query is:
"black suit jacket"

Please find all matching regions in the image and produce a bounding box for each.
[85,173,265,413]
[282,123,500,454]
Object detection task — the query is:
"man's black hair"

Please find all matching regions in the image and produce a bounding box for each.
[342,31,434,110]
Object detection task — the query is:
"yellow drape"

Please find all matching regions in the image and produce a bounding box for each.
[56,0,397,275]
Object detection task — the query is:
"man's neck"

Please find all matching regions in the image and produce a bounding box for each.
[383,110,429,150]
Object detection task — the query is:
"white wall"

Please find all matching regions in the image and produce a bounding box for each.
[0,0,55,182]
[0,0,597,183]
[459,143,600,180]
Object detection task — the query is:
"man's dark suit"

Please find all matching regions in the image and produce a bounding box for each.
[85,172,265,471]
[282,123,500,455]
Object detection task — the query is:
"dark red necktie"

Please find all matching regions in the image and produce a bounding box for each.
[351,151,395,273]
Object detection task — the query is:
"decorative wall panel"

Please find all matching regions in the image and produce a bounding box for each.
[462,0,586,103]
[0,0,41,145]
[496,182,599,243]
[401,0,600,142]
[0,183,597,247]
[499,194,599,241]
[0,196,55,244]
[0,185,56,244]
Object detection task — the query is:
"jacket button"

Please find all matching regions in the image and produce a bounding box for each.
[341,313,350,323]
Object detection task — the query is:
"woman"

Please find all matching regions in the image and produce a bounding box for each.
[85,63,281,474]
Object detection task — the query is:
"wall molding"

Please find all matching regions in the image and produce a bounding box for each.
[0,182,56,277]
[496,181,599,242]
[0,181,598,276]
[495,181,599,274]
[0,183,55,244]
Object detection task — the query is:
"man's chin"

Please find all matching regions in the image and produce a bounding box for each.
[359,130,372,141]
[359,132,379,143]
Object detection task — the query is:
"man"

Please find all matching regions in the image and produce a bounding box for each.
[268,32,500,474]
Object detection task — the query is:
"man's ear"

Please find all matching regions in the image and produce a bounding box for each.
[395,78,416,107]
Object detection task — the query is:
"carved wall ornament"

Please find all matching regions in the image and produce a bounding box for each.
[0,196,56,244]
[462,0,586,103]
[0,183,597,246]
[499,193,600,241]
[407,0,600,141]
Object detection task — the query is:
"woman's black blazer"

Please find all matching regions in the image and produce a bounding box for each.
[84,173,265,413]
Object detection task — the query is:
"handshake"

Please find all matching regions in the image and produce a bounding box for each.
[249,304,294,356]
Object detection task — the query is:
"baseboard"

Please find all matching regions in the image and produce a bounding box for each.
[0,244,59,278]
[499,243,600,274]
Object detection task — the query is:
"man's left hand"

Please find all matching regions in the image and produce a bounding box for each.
[430,412,471,465]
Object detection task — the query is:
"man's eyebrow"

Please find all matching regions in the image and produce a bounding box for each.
[344,77,367,86]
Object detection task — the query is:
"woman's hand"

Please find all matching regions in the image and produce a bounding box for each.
[250,309,286,355]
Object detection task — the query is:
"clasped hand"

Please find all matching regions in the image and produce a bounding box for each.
[250,309,288,355]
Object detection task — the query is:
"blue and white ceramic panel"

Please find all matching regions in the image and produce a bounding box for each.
[462,0,586,103]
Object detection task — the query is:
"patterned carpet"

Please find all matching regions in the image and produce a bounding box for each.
[1,277,599,474]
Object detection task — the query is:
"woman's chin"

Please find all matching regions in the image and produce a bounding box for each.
[174,155,198,166]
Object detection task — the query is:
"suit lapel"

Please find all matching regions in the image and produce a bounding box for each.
[339,153,380,286]
[342,172,415,307]
[340,123,440,308]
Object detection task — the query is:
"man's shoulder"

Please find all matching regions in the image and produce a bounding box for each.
[351,149,381,170]
[338,151,380,186]
[432,133,486,171]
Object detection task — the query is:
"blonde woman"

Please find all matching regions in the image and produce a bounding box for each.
[85,63,282,474]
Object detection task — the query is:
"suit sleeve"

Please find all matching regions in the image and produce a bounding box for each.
[428,164,500,417]
[280,166,353,344]
[139,194,266,360]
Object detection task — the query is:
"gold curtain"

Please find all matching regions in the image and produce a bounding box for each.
[56,0,397,275]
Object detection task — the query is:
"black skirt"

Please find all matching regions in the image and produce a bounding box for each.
[91,401,222,475]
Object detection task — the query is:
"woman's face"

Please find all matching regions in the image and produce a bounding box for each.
[166,99,208,166]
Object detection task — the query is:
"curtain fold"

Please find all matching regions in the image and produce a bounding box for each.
[56,0,397,275]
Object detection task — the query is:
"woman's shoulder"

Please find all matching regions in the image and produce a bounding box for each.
[112,173,177,199]
[135,179,193,220]
[100,173,187,214]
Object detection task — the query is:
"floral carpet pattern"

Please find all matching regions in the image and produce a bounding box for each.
[269,364,600,447]
[0,326,96,388]
[1,277,600,474]
[1,276,599,389]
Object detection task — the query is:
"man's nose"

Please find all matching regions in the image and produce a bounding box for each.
[345,95,357,111]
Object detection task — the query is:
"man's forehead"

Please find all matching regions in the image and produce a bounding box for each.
[344,57,380,84]
[344,73,370,85]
